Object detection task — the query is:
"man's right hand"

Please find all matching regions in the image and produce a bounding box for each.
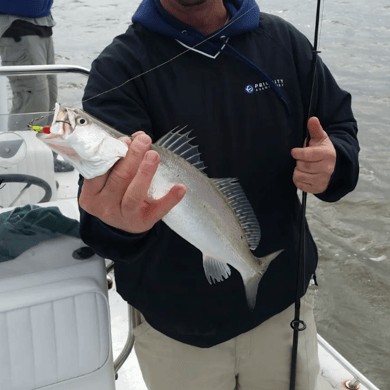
[79,132,187,234]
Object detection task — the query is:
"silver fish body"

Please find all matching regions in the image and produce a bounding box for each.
[149,140,283,310]
[152,143,248,268]
[37,104,283,310]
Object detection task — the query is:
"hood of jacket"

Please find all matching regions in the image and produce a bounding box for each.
[132,0,288,110]
[132,0,260,55]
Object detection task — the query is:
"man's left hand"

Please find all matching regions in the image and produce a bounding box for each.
[291,117,337,194]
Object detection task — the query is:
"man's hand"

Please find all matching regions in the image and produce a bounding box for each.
[79,132,187,233]
[291,117,337,194]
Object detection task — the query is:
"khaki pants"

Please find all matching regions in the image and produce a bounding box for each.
[134,285,320,390]
[0,35,57,130]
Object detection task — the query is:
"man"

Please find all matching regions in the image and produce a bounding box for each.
[0,0,73,172]
[79,0,359,388]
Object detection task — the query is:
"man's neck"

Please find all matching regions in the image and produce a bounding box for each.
[159,0,229,35]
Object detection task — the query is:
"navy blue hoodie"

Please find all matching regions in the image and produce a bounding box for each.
[80,0,359,347]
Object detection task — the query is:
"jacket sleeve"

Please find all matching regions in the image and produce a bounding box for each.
[290,22,360,202]
[78,35,160,263]
[311,57,360,202]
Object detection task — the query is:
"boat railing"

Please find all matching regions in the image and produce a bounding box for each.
[0,64,90,77]
[0,64,139,378]
[106,261,141,375]
[317,335,380,390]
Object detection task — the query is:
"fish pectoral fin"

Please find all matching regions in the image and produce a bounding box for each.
[203,255,231,285]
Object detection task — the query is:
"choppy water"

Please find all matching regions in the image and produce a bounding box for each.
[51,0,390,388]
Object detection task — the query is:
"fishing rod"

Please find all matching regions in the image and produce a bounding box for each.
[289,0,323,389]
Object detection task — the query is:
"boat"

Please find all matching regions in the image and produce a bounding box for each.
[0,65,381,390]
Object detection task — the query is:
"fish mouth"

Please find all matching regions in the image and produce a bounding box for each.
[46,142,80,159]
[36,132,80,159]
[55,120,72,135]
[51,103,74,136]
[36,105,79,159]
[36,132,65,141]
[55,120,72,126]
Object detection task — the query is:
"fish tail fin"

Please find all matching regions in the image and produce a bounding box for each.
[243,249,284,311]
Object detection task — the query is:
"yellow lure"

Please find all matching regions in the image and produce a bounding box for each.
[30,125,43,132]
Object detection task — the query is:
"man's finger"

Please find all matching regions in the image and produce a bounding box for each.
[293,168,321,183]
[291,146,326,162]
[80,170,110,198]
[146,184,187,223]
[118,136,132,146]
[295,160,323,174]
[294,180,327,194]
[81,135,137,206]
[104,134,152,202]
[122,133,153,180]
[307,117,328,142]
[131,131,146,138]
[122,150,160,210]
[293,169,329,193]
[294,181,313,193]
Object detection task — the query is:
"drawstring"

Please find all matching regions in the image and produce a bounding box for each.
[219,36,290,114]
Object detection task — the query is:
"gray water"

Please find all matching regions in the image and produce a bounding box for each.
[51,0,390,388]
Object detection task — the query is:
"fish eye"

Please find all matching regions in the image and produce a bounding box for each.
[76,117,89,126]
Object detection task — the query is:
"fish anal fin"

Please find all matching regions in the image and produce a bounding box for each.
[203,255,231,285]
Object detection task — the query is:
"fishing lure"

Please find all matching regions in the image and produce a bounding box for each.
[27,116,51,133]
[29,125,42,132]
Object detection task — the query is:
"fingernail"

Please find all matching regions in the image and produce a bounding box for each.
[138,134,150,145]
[119,136,131,145]
[178,188,186,197]
[145,152,158,163]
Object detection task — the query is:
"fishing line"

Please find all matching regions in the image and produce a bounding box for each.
[5,4,258,129]
[80,4,259,105]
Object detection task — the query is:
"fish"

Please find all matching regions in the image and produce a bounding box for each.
[36,103,283,311]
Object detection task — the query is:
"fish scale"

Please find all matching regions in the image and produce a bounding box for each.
[151,145,243,262]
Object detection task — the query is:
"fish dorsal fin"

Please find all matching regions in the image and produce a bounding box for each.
[155,126,207,173]
[203,255,232,284]
[211,178,261,250]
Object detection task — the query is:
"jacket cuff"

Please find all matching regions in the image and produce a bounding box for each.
[96,217,148,240]
[315,136,359,203]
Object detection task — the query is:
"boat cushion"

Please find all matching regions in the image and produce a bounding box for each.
[0,278,110,389]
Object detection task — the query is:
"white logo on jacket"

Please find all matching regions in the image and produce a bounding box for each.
[245,79,284,94]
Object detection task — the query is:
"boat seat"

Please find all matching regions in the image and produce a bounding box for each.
[0,201,115,390]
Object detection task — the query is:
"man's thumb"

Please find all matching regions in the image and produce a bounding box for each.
[307,117,327,141]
